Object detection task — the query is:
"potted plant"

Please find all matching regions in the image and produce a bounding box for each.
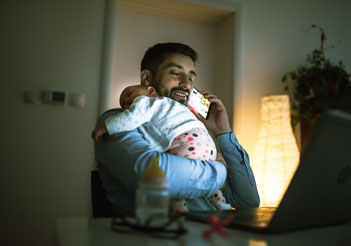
[282,24,351,152]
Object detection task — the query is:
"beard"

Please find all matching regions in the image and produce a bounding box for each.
[153,82,190,105]
[169,87,190,105]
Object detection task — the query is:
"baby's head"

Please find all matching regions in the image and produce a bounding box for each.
[120,85,158,109]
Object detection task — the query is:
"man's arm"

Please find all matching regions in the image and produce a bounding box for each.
[94,109,227,201]
[194,91,260,208]
[217,132,260,208]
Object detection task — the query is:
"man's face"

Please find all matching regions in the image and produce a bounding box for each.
[151,54,196,105]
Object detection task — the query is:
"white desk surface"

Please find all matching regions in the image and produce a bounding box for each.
[56,217,351,246]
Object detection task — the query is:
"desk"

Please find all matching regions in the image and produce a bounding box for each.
[56,218,351,246]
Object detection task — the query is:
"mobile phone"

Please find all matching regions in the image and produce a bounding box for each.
[188,87,211,119]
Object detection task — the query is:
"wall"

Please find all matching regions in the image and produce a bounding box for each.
[215,13,235,126]
[0,1,104,245]
[234,0,351,156]
[110,8,216,108]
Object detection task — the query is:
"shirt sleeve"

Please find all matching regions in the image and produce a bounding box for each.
[217,132,260,208]
[104,96,153,134]
[95,109,227,201]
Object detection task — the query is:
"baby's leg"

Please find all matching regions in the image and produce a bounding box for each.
[167,127,219,214]
[169,199,188,217]
[208,190,232,210]
[167,127,217,161]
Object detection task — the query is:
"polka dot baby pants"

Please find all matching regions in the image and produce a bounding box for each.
[167,127,231,216]
[167,127,217,161]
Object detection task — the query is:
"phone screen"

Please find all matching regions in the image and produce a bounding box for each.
[188,87,211,119]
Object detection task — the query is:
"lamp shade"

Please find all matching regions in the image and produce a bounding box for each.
[252,95,299,207]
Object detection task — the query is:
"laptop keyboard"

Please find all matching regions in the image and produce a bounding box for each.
[185,207,277,228]
[235,207,276,223]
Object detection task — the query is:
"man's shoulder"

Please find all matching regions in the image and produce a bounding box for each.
[96,108,123,125]
[103,108,123,114]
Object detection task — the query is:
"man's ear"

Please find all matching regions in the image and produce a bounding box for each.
[147,86,156,96]
[141,70,152,86]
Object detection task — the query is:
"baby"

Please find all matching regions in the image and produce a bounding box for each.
[92,85,232,216]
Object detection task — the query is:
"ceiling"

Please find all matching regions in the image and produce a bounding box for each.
[117,0,233,25]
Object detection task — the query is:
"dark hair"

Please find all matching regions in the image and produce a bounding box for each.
[141,43,198,75]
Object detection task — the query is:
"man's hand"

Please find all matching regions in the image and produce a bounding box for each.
[192,91,232,136]
[91,123,108,144]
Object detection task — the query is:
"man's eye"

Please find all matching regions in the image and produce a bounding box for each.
[189,76,195,82]
[170,71,179,76]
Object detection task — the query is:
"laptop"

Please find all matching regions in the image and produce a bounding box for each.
[185,110,351,233]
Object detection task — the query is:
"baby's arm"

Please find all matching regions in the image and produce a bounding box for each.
[92,96,155,144]
[91,123,108,144]
[105,96,154,135]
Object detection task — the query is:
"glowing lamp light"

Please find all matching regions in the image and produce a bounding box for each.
[252,95,300,207]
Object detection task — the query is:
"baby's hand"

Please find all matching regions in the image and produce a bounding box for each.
[91,123,108,144]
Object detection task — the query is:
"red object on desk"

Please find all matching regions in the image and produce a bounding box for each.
[202,214,234,240]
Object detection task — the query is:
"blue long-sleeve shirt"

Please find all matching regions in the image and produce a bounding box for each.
[94,109,260,215]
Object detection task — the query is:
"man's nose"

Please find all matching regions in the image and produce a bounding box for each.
[179,74,192,90]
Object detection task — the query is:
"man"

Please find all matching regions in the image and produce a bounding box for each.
[93,43,260,215]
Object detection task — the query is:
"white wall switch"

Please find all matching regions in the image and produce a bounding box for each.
[23,89,41,105]
[68,93,85,107]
